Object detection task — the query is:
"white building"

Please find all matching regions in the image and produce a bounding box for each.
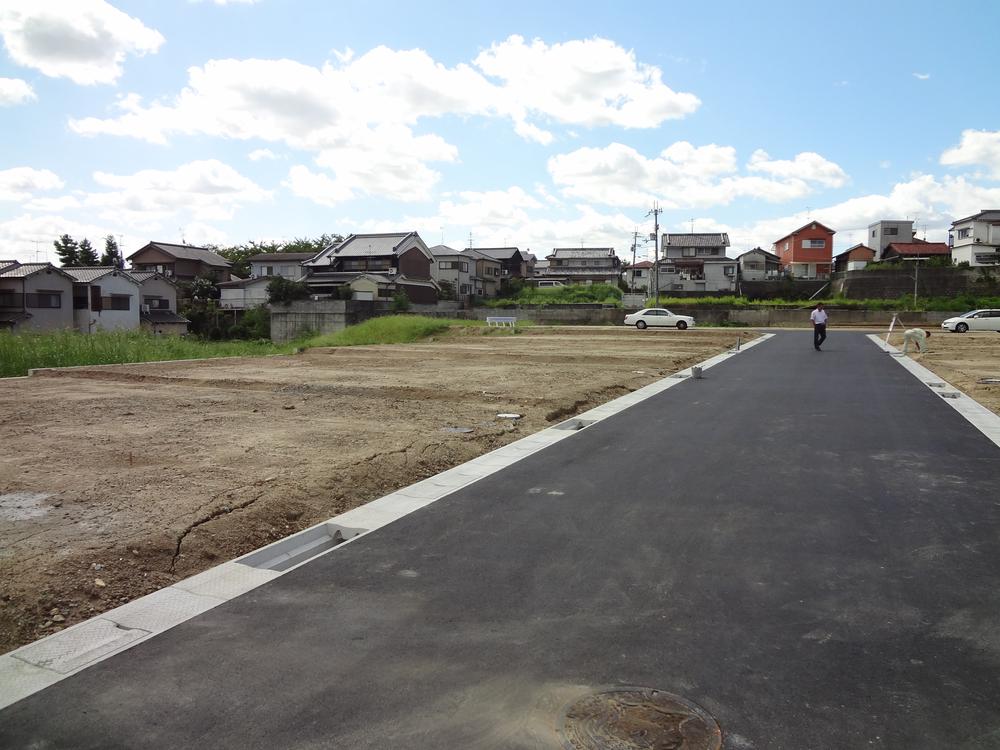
[248,252,312,280]
[949,210,1000,266]
[64,267,141,332]
[0,262,76,332]
[218,277,273,310]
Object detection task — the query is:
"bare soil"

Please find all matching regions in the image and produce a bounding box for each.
[0,326,751,652]
[886,330,1000,415]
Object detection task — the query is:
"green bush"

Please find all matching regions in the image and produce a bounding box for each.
[391,292,411,311]
[267,277,311,305]
[302,315,483,347]
[490,282,622,307]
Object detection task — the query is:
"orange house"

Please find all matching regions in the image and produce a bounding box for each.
[771,221,835,279]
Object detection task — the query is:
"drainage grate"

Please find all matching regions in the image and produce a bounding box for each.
[238,522,366,571]
[940,392,961,399]
[926,382,946,388]
[554,419,596,431]
[561,687,722,750]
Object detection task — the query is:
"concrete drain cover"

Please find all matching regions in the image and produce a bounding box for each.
[561,688,722,750]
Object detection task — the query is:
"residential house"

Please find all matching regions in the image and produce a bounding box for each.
[540,248,622,285]
[658,233,736,292]
[64,267,141,332]
[128,242,233,282]
[882,240,951,263]
[129,270,190,334]
[623,260,654,292]
[833,244,876,272]
[772,222,835,279]
[473,247,535,280]
[949,210,1000,266]
[736,248,782,281]
[430,245,474,300]
[461,248,502,297]
[218,277,274,310]
[868,220,915,261]
[0,262,76,332]
[248,252,313,280]
[302,232,439,303]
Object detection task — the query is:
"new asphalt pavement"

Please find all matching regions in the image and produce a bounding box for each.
[2,331,999,749]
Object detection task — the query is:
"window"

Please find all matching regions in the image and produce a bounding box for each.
[696,248,714,255]
[26,291,62,308]
[806,239,826,248]
[724,266,735,275]
[459,284,471,294]
[958,228,972,239]
[885,227,898,236]
[144,296,169,309]
[438,261,454,270]
[682,247,695,257]
[784,242,790,251]
[105,295,130,311]
[91,286,102,311]
[0,290,21,308]
[459,261,468,272]
[265,266,274,275]
[872,230,877,238]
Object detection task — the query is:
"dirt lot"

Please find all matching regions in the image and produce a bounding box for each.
[886,330,1000,415]
[0,326,751,652]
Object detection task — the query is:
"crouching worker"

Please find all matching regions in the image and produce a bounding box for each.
[901,328,930,354]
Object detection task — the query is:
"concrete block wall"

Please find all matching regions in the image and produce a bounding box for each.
[832,267,998,299]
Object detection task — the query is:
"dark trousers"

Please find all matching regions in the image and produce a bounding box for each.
[814,324,827,349]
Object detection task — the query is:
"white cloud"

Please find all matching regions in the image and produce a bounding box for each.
[940,129,1000,179]
[0,76,35,105]
[283,165,353,207]
[66,36,699,192]
[87,159,271,222]
[248,148,279,161]
[913,72,930,80]
[25,195,82,212]
[0,167,64,200]
[548,142,848,209]
[437,187,543,227]
[179,222,230,246]
[747,149,848,188]
[474,35,700,132]
[0,212,115,263]
[0,0,164,85]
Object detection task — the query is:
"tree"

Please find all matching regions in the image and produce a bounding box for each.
[77,238,99,266]
[437,280,457,301]
[53,234,79,267]
[391,291,411,312]
[189,277,217,301]
[267,277,311,305]
[101,235,124,268]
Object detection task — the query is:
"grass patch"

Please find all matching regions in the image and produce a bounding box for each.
[0,329,290,378]
[300,315,487,347]
[488,283,622,307]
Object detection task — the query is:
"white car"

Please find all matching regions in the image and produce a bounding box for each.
[624,308,695,330]
[941,309,1000,333]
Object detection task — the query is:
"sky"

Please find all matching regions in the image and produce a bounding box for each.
[2,0,1000,265]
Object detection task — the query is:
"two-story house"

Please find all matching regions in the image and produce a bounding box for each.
[623,260,654,292]
[949,210,1000,266]
[302,232,439,303]
[248,252,313,280]
[461,248,502,297]
[540,248,621,285]
[430,245,474,300]
[64,267,142,332]
[658,233,735,293]
[771,222,835,279]
[868,220,915,261]
[127,242,233,282]
[128,270,190,334]
[0,262,76,332]
[473,248,535,281]
[736,248,782,281]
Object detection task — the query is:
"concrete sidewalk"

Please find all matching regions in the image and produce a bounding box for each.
[2,332,999,749]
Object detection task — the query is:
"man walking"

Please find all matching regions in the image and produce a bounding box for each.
[810,302,828,350]
[901,328,930,355]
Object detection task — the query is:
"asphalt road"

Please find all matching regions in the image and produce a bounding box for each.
[3,331,999,749]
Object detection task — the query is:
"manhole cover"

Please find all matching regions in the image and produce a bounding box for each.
[561,688,722,750]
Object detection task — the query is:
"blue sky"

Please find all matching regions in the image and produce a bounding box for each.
[2,0,999,264]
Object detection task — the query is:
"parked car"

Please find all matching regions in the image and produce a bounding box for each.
[941,309,1000,333]
[624,308,695,330]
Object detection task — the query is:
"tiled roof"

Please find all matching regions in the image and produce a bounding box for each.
[834,244,876,259]
[631,260,654,268]
[664,233,730,247]
[248,252,315,263]
[430,245,463,256]
[127,270,177,285]
[326,233,414,258]
[773,222,836,243]
[951,209,1000,225]
[472,247,521,260]
[129,242,232,267]
[63,267,139,284]
[548,248,615,259]
[460,248,501,263]
[141,310,190,324]
[0,259,17,271]
[884,242,950,256]
[0,263,75,280]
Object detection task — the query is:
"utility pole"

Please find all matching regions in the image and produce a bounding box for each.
[630,228,639,292]
[647,202,662,305]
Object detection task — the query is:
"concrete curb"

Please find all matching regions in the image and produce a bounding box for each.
[0,333,774,710]
[867,334,1000,449]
